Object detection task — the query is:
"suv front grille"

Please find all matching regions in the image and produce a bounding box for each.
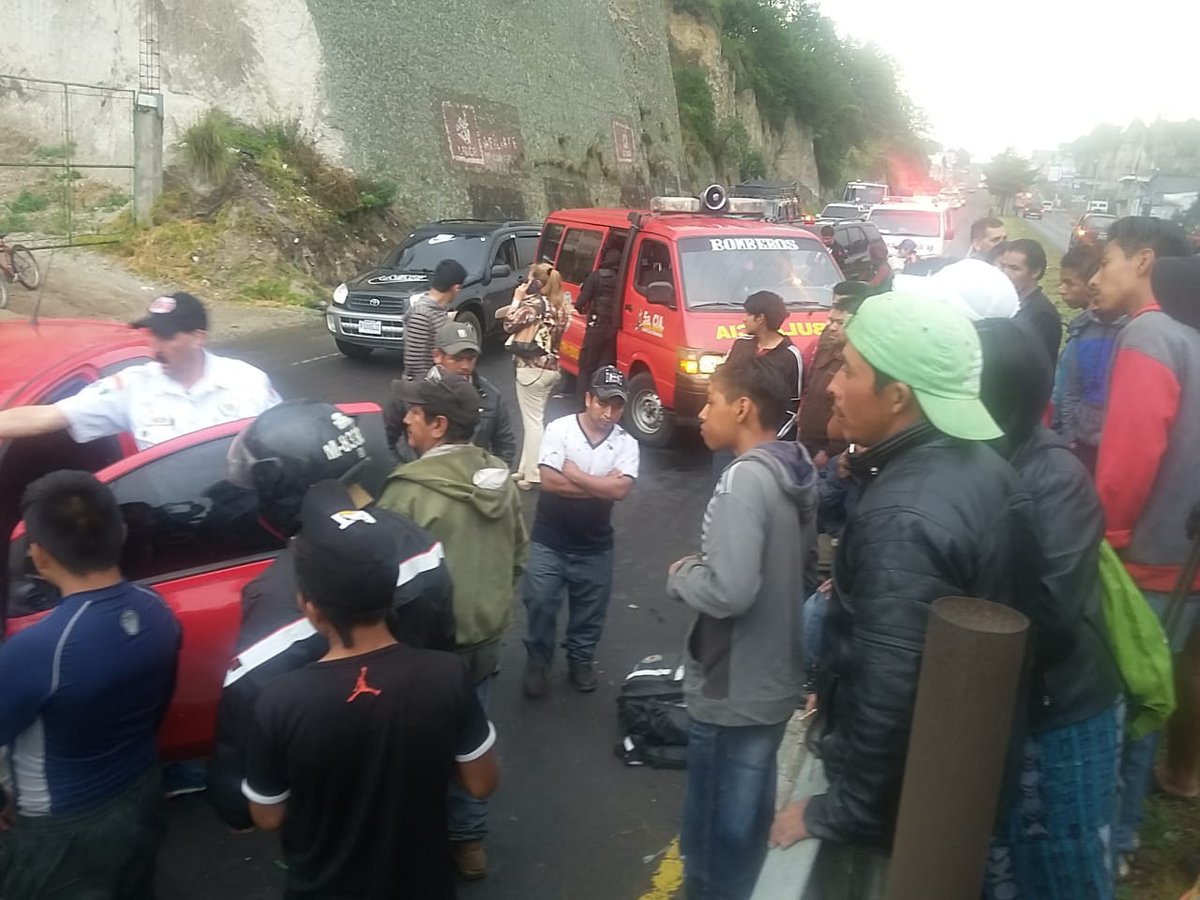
[346,294,408,314]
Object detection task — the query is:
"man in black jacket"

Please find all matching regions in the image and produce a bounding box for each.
[386,322,518,468]
[997,238,1063,364]
[976,317,1121,897]
[769,292,1036,894]
[575,249,621,408]
[207,401,455,830]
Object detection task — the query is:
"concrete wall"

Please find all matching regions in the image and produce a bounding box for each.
[0,0,685,220]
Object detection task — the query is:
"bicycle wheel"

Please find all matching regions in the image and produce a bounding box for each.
[10,245,39,289]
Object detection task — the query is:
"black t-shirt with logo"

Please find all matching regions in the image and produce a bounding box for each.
[243,644,494,899]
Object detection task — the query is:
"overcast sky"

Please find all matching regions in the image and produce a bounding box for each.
[815,0,1200,160]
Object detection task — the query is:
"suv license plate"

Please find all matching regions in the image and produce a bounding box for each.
[358,318,382,336]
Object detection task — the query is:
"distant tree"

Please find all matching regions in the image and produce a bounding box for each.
[984,151,1040,213]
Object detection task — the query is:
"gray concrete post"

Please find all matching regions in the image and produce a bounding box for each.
[133,92,164,226]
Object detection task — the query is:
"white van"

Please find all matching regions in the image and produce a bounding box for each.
[1088,200,1109,213]
[866,202,954,266]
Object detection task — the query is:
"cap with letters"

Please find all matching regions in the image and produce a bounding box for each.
[590,366,628,402]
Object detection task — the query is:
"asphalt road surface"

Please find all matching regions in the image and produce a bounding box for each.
[159,325,709,900]
[1019,209,1072,254]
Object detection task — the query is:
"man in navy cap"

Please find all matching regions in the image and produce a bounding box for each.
[0,291,279,449]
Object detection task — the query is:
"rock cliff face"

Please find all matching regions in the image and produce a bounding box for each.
[667,10,820,198]
[0,0,818,217]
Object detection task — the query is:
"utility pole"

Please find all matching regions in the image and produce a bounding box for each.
[133,0,164,226]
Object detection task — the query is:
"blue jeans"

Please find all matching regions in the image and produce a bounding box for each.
[448,674,492,842]
[1115,589,1200,853]
[802,588,829,668]
[522,542,614,665]
[681,718,787,900]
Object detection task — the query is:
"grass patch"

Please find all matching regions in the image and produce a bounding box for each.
[180,110,239,185]
[236,275,320,308]
[8,189,50,214]
[1120,793,1200,899]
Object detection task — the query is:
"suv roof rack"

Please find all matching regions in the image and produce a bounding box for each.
[428,219,541,229]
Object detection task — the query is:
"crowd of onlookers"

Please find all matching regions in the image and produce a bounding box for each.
[1,212,1198,900]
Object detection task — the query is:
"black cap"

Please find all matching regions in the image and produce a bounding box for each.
[133,292,208,337]
[589,365,628,402]
[396,369,482,430]
[293,480,398,615]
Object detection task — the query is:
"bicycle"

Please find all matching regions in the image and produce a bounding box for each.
[0,233,40,310]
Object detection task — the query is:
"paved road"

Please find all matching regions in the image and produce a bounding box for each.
[159,324,710,900]
[1019,210,1072,254]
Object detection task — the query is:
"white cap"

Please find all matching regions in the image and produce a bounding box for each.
[928,260,1019,321]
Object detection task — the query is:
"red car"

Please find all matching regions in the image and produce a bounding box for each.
[0,319,389,760]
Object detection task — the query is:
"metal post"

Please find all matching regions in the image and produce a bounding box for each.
[885,597,1029,900]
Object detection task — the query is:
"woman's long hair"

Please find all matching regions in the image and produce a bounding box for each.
[528,262,567,311]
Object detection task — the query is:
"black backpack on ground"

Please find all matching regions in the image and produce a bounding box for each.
[614,654,689,769]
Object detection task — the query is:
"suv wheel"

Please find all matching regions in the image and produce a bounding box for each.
[336,339,373,361]
[625,372,675,449]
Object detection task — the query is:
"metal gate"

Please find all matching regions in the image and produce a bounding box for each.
[0,74,136,249]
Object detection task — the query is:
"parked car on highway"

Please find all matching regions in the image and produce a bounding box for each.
[0,319,392,761]
[800,219,888,282]
[1069,213,1118,249]
[539,191,841,446]
[326,219,542,360]
[865,202,955,265]
[1087,200,1110,213]
[816,203,863,223]
[1022,204,1043,219]
[1042,200,1054,211]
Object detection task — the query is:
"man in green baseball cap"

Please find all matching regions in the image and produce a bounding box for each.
[831,291,1002,445]
[770,292,1039,895]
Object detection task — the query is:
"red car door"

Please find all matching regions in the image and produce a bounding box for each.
[4,402,388,761]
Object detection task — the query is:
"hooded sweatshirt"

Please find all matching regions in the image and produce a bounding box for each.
[1052,309,1126,449]
[668,441,818,727]
[377,444,529,648]
[1098,255,1200,592]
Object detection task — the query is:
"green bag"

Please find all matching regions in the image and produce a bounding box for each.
[1097,540,1176,740]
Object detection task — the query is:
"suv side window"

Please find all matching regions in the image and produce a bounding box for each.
[515,235,539,269]
[847,227,867,253]
[494,237,518,271]
[556,228,604,285]
[536,223,565,266]
[109,435,284,582]
[634,238,674,290]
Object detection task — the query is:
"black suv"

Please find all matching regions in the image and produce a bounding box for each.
[801,219,888,282]
[326,219,542,360]
[1068,213,1118,250]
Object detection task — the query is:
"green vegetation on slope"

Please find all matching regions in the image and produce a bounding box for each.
[109,110,410,308]
[671,0,932,190]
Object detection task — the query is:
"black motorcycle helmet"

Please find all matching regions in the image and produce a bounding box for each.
[227,400,372,537]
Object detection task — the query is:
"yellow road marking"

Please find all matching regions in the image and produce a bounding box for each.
[639,837,683,900]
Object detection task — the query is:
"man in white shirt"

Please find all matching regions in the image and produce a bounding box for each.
[521,366,639,697]
[0,293,280,450]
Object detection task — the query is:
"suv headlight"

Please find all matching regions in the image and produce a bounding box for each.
[332,283,349,305]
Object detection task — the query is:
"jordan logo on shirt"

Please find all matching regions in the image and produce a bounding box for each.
[346,666,382,703]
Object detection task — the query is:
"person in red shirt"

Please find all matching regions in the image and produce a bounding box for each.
[1091,216,1197,870]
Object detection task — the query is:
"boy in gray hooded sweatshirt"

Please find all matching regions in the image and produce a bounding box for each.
[667,356,818,900]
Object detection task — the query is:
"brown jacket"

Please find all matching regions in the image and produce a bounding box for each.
[799,340,846,458]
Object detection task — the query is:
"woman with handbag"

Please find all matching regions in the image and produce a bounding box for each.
[500,263,572,489]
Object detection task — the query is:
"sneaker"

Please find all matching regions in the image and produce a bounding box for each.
[452,840,487,880]
[568,661,597,692]
[522,661,549,698]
